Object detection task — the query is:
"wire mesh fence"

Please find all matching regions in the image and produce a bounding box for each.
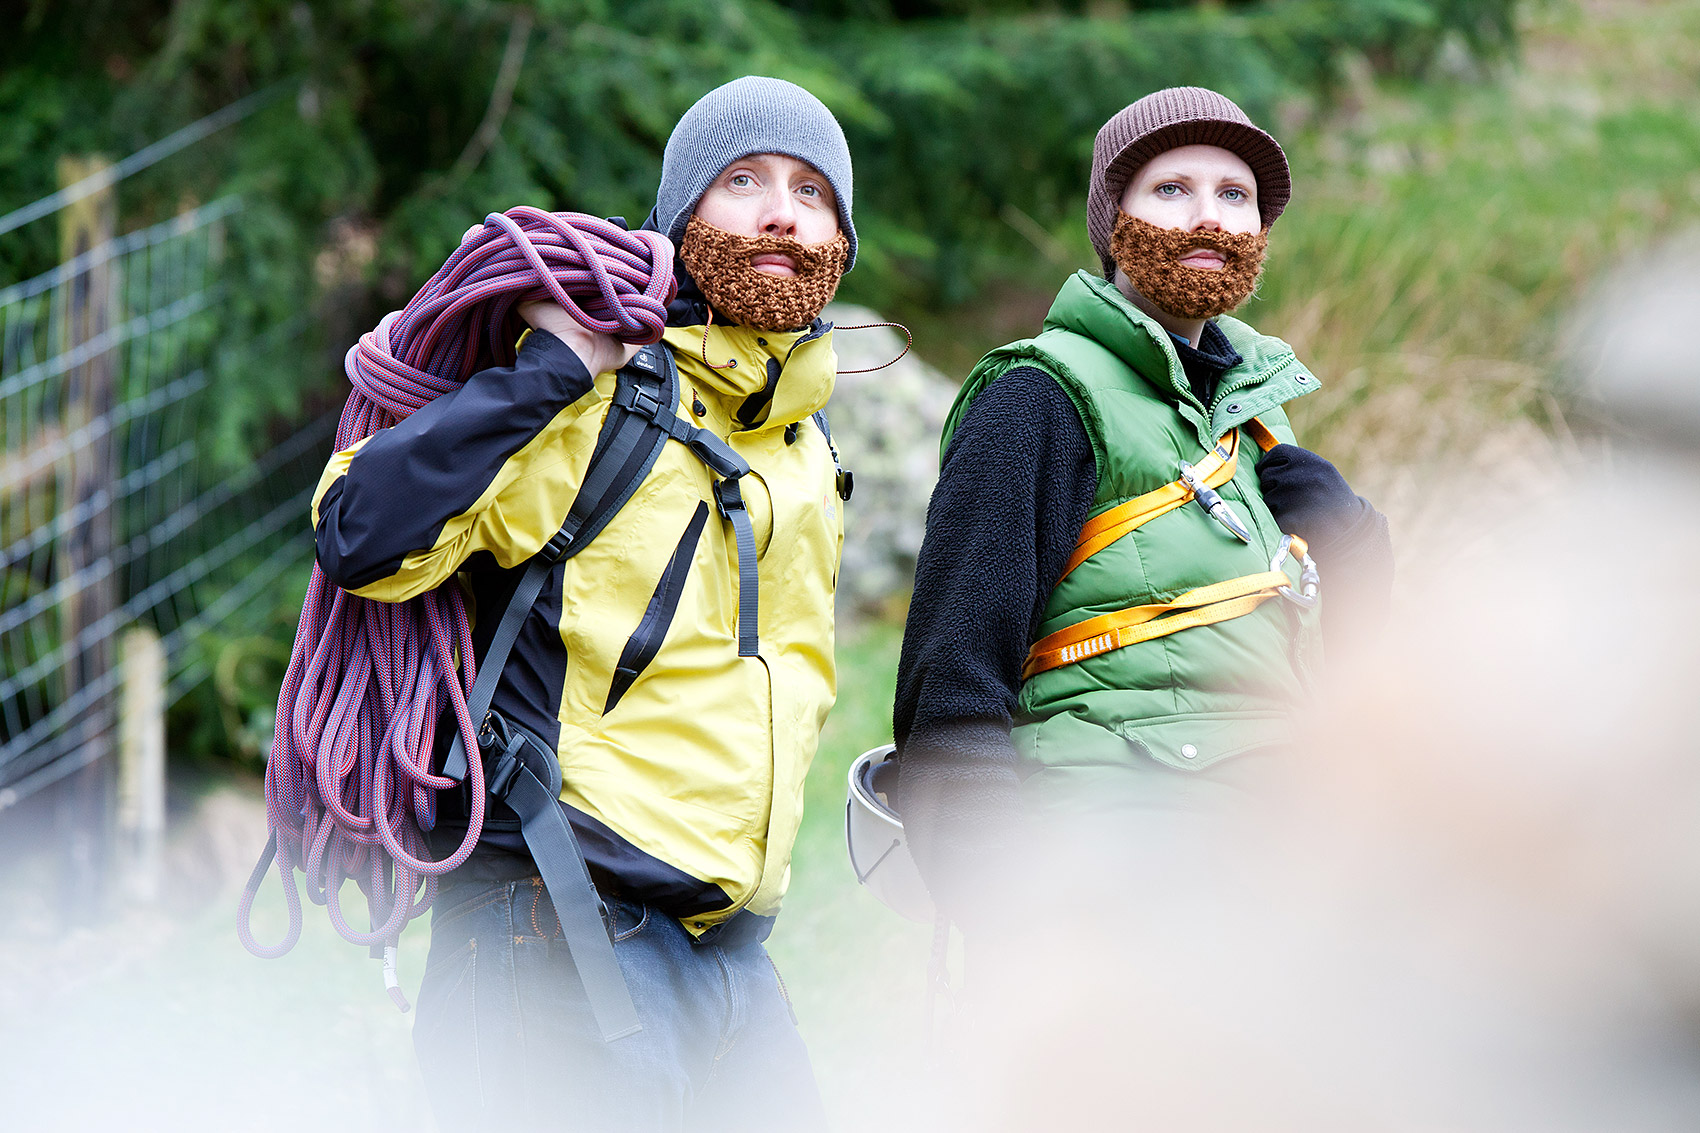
[0,195,331,811]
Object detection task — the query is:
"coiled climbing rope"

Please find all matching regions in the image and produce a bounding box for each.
[237,208,676,1007]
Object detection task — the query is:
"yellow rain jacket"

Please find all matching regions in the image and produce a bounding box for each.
[311,320,843,934]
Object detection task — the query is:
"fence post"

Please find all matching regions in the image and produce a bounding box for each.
[55,154,118,923]
[117,627,167,902]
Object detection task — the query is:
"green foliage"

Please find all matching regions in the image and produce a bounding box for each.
[816,0,1519,304]
[1,0,1521,403]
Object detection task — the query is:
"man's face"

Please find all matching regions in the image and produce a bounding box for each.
[1119,144,1259,268]
[692,152,840,271]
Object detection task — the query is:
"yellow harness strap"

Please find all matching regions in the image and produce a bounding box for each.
[1241,416,1280,453]
[1026,419,1295,680]
[1058,418,1281,584]
[1060,431,1237,583]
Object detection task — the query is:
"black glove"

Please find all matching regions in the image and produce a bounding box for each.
[1257,443,1395,648]
[1256,443,1371,556]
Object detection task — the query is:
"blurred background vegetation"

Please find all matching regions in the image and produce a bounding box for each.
[6,0,1700,1124]
[2,0,1517,463]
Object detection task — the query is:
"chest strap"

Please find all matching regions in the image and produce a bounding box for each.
[1024,541,1308,679]
[1026,417,1307,680]
[1058,417,1280,584]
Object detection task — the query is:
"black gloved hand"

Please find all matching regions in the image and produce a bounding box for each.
[1256,443,1371,555]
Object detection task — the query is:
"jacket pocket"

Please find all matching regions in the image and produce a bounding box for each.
[603,501,709,714]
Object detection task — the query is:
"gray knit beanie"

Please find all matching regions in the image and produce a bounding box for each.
[1087,86,1290,278]
[655,76,856,269]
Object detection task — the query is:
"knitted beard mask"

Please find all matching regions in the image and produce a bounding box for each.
[1109,213,1268,320]
[679,216,850,332]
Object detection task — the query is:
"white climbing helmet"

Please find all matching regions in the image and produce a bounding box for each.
[845,744,934,923]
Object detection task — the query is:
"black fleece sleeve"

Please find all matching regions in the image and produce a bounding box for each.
[892,365,1097,923]
[313,330,594,592]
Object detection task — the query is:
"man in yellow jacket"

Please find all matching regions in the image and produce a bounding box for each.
[311,76,853,1131]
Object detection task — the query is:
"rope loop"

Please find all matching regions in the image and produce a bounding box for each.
[834,320,913,375]
[238,210,676,981]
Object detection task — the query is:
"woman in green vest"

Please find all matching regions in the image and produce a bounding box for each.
[892,87,1394,930]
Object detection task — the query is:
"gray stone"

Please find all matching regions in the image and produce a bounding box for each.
[823,304,960,617]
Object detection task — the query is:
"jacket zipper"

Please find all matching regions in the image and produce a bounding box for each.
[602,502,710,714]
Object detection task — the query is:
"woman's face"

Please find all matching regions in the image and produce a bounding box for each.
[692,152,840,273]
[1119,144,1260,271]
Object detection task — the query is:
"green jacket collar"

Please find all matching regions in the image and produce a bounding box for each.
[1041,271,1320,444]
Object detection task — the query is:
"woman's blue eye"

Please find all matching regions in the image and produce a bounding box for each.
[1157,184,1182,196]
[1222,187,1246,201]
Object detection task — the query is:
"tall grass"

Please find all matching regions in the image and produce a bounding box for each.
[1251,0,1700,523]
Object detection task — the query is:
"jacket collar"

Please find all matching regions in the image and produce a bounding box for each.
[1042,271,1319,440]
[663,320,836,432]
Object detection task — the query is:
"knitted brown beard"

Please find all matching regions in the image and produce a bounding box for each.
[678,216,849,331]
[1109,213,1268,321]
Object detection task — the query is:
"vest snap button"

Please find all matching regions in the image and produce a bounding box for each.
[1180,744,1198,759]
[1296,374,1310,383]
[1225,403,1241,414]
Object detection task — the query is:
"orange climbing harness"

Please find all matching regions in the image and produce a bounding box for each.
[1022,417,1318,680]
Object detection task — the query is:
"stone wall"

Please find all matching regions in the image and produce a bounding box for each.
[821,304,961,618]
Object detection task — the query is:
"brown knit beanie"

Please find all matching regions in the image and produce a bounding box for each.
[1087,86,1291,278]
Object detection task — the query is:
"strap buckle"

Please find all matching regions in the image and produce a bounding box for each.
[1270,534,1321,608]
[541,526,576,561]
[615,383,663,421]
[476,712,523,800]
[713,477,746,520]
[478,710,563,802]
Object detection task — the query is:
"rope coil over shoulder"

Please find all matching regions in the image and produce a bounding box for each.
[1024,416,1317,679]
[238,208,687,1034]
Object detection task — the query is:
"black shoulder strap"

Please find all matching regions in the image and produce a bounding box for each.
[442,344,679,782]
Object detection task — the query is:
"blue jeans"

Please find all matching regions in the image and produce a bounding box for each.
[412,876,825,1133]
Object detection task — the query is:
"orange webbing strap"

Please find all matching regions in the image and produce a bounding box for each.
[1057,417,1280,585]
[1242,416,1280,454]
[1023,569,1292,679]
[1058,431,1240,584]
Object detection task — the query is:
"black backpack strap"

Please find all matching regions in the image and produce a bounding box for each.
[480,711,641,1042]
[436,345,682,1045]
[443,343,679,782]
[616,358,761,657]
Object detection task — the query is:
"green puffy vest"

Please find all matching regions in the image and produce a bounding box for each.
[943,271,1323,818]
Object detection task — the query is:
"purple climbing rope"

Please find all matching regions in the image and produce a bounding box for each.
[237,209,676,1006]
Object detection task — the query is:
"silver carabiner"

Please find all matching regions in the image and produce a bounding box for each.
[1178,460,1251,543]
[1270,534,1321,608]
